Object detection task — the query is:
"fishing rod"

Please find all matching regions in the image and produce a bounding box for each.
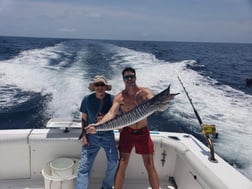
[178,76,217,161]
[178,77,203,125]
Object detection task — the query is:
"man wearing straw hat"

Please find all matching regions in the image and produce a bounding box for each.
[76,75,118,189]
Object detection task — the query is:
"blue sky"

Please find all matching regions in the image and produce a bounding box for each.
[0,0,251,43]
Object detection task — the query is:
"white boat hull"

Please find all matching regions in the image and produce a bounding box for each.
[0,127,251,189]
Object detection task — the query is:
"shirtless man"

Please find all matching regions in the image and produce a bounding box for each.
[86,67,159,189]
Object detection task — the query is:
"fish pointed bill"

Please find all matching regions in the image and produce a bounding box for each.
[156,92,180,111]
[169,93,180,100]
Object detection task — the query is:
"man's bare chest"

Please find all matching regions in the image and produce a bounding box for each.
[121,97,138,112]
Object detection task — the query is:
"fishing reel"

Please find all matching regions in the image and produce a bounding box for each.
[201,124,218,138]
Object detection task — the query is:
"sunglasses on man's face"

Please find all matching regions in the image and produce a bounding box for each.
[123,75,136,80]
[94,82,105,87]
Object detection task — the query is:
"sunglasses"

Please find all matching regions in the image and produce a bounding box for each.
[94,82,105,87]
[123,75,136,80]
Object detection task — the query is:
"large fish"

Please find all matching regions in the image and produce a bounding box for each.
[94,85,179,131]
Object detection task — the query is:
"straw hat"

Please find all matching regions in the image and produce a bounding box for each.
[88,75,112,91]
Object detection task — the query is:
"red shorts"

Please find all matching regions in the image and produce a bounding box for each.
[118,126,154,154]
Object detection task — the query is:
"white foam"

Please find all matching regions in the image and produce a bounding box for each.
[0,44,88,118]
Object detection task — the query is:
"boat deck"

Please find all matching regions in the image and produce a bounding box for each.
[0,178,176,189]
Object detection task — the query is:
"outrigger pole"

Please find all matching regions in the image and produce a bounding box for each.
[177,76,217,162]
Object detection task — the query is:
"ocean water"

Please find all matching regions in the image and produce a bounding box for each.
[0,36,252,180]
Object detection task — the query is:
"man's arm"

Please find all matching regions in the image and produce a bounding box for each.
[81,113,88,129]
[78,113,88,140]
[136,87,154,103]
[145,87,154,100]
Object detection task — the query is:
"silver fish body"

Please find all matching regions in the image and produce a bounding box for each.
[95,85,179,131]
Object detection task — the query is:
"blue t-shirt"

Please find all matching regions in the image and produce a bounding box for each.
[80,93,113,125]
